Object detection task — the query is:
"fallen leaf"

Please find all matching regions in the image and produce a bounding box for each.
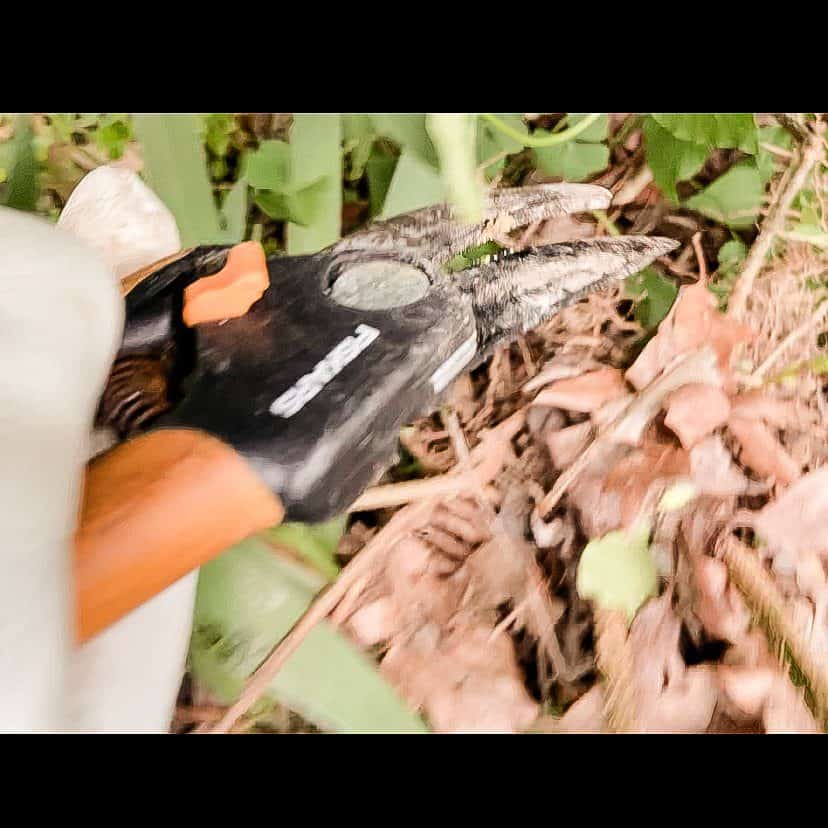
[545,421,592,469]
[691,557,751,643]
[753,466,828,562]
[576,522,658,621]
[664,383,731,449]
[532,367,628,413]
[729,390,810,430]
[728,415,801,486]
[554,686,606,733]
[604,441,690,527]
[689,435,752,497]
[626,279,753,391]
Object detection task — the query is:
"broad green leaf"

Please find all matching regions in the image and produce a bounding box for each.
[221,178,248,242]
[717,238,748,270]
[476,113,526,178]
[566,113,610,143]
[3,116,38,211]
[370,114,439,168]
[576,522,658,622]
[625,267,678,331]
[286,115,342,254]
[284,177,332,227]
[264,516,346,581]
[534,140,609,182]
[756,125,793,184]
[190,537,428,733]
[254,177,331,227]
[255,190,291,221]
[651,114,758,153]
[132,114,225,246]
[533,115,610,182]
[685,161,764,229]
[426,114,483,224]
[643,116,707,203]
[380,151,445,218]
[365,150,397,216]
[242,140,291,191]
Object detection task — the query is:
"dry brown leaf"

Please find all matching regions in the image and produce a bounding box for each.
[729,390,810,430]
[545,421,592,469]
[728,415,801,486]
[622,594,719,733]
[719,666,820,734]
[532,367,628,413]
[626,280,754,391]
[752,466,828,562]
[691,556,751,643]
[604,440,690,527]
[689,435,753,497]
[664,383,731,449]
[381,622,539,733]
[554,685,606,733]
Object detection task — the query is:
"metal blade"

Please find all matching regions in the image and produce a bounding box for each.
[460,235,680,350]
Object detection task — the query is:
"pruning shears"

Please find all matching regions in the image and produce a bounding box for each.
[76,183,677,641]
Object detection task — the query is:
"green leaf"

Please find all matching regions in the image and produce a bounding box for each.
[643,116,707,203]
[651,114,758,153]
[221,179,248,242]
[264,516,346,581]
[132,114,225,246]
[286,114,342,254]
[254,190,291,221]
[242,140,291,191]
[566,113,610,143]
[717,238,748,269]
[476,113,526,179]
[535,141,609,182]
[533,115,610,182]
[380,150,445,218]
[756,125,793,184]
[426,113,484,224]
[576,522,658,622]
[3,116,38,211]
[625,267,678,331]
[190,537,428,733]
[685,161,764,229]
[95,115,132,160]
[370,114,439,168]
[365,150,397,217]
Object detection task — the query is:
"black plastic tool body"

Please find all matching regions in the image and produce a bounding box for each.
[124,250,476,522]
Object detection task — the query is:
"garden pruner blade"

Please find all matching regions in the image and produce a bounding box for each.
[116,183,678,522]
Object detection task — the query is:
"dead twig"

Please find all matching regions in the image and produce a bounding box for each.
[721,535,828,726]
[728,123,827,321]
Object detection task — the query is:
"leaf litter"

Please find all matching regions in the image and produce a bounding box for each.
[186,115,828,734]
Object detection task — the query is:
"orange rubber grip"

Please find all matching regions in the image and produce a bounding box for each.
[74,429,284,642]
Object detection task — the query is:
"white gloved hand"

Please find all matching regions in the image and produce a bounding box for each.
[0,165,197,732]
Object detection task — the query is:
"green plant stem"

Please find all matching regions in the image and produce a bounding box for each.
[481,113,602,149]
[592,210,621,236]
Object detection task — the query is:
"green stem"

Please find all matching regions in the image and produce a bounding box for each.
[481,113,602,149]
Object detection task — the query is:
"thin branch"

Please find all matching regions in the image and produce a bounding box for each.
[728,124,826,321]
